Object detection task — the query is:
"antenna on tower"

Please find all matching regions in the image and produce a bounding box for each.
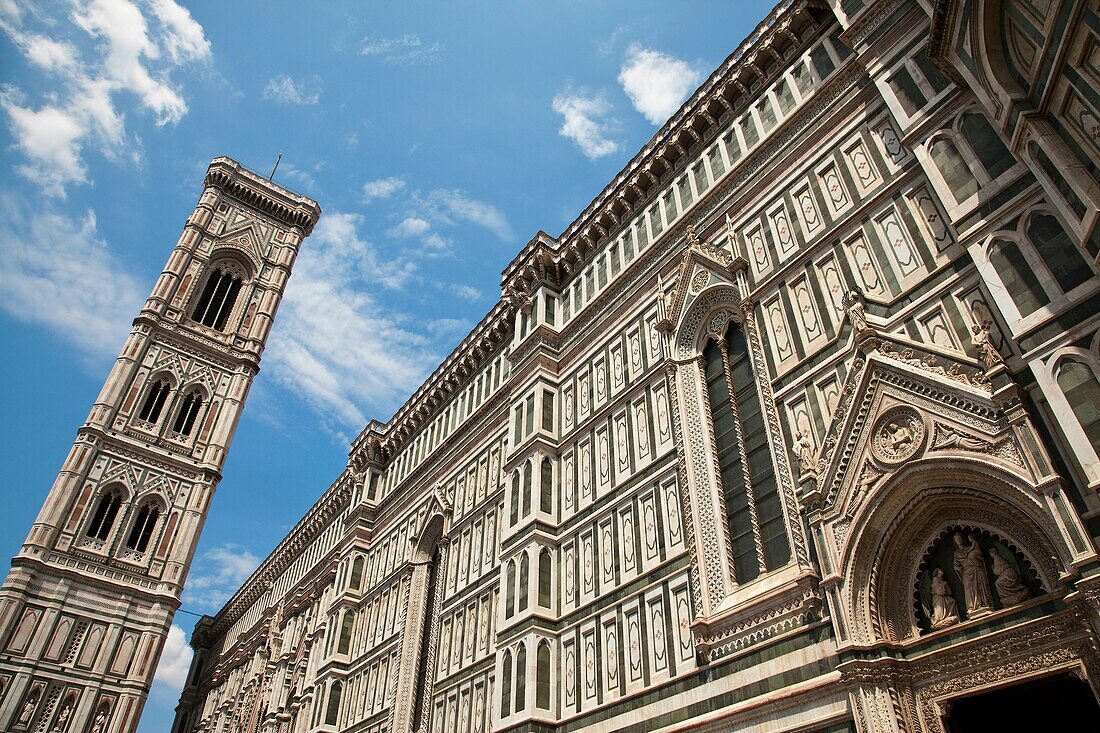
[269,153,282,181]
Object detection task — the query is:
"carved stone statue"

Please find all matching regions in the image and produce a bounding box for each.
[929,568,960,629]
[843,289,869,332]
[953,532,993,616]
[17,689,39,726]
[990,546,1030,606]
[792,431,814,474]
[91,708,110,733]
[885,420,914,453]
[52,698,73,732]
[970,323,1003,369]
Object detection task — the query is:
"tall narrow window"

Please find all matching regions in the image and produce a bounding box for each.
[1027,214,1091,294]
[501,650,513,717]
[989,239,1049,317]
[506,560,516,617]
[125,503,159,552]
[325,681,342,726]
[86,491,122,541]
[704,321,790,584]
[515,642,527,711]
[192,266,244,331]
[522,460,533,517]
[171,390,203,436]
[930,137,979,202]
[337,610,354,655]
[536,641,551,709]
[540,458,553,514]
[960,112,1013,180]
[519,552,530,612]
[1058,361,1100,454]
[510,471,520,526]
[350,556,364,590]
[138,378,171,423]
[538,549,552,608]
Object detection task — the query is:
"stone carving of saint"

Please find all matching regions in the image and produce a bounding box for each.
[953,532,994,615]
[990,546,1030,606]
[929,568,960,629]
[17,690,39,726]
[885,420,914,454]
[843,289,869,333]
[970,323,1003,369]
[91,707,110,733]
[792,431,814,474]
[52,699,73,732]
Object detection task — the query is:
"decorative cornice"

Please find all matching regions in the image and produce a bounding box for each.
[205,157,321,235]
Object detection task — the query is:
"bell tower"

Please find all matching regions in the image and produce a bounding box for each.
[0,158,320,732]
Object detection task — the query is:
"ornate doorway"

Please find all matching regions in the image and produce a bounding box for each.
[942,673,1100,732]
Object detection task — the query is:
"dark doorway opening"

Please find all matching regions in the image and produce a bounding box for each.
[943,672,1100,732]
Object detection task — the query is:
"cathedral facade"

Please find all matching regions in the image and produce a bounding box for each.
[170,1,1100,731]
[3,0,1100,731]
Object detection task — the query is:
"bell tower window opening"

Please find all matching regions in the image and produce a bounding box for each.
[125,503,160,553]
[172,390,203,436]
[192,265,244,331]
[703,320,790,584]
[86,491,122,541]
[138,378,171,423]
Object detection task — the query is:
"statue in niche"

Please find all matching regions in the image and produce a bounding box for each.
[17,688,39,726]
[91,707,110,733]
[922,567,961,629]
[970,322,1003,369]
[990,544,1031,606]
[842,289,869,333]
[51,697,74,732]
[792,431,814,474]
[953,532,994,615]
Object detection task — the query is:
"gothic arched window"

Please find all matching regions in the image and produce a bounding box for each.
[349,555,364,590]
[86,491,122,541]
[988,238,1048,317]
[337,611,354,655]
[540,457,553,514]
[510,471,520,526]
[522,460,533,517]
[704,321,790,584]
[171,390,203,436]
[1026,214,1091,295]
[506,560,516,617]
[325,681,342,726]
[138,378,171,423]
[538,549,552,608]
[124,502,159,553]
[929,136,978,202]
[536,640,551,709]
[192,264,244,331]
[1057,360,1100,455]
[500,650,513,717]
[515,642,527,711]
[959,112,1013,181]
[518,552,530,612]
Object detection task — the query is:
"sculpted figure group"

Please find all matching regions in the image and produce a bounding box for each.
[924,531,1032,630]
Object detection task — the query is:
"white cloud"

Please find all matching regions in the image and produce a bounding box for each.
[183,543,260,612]
[361,33,442,65]
[362,176,405,201]
[389,216,431,238]
[452,284,481,302]
[266,211,440,432]
[618,43,703,125]
[420,189,514,241]
[0,195,146,361]
[263,74,320,105]
[152,624,193,693]
[0,0,211,197]
[552,89,620,160]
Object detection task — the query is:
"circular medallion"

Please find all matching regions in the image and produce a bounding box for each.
[871,406,926,464]
[689,269,710,294]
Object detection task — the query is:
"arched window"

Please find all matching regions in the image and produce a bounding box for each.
[349,556,364,590]
[171,390,203,436]
[124,502,159,552]
[522,460,532,517]
[86,491,122,541]
[930,136,978,202]
[704,321,789,584]
[536,641,551,709]
[515,642,527,711]
[1026,214,1091,294]
[506,560,516,617]
[988,238,1049,317]
[337,611,354,655]
[325,680,342,726]
[1057,360,1100,455]
[138,378,171,423]
[518,552,530,612]
[510,471,520,526]
[192,265,244,331]
[500,650,513,717]
[538,549,552,608]
[959,112,1013,181]
[540,458,553,514]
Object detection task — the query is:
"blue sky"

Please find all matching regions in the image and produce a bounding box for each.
[0,1,772,728]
